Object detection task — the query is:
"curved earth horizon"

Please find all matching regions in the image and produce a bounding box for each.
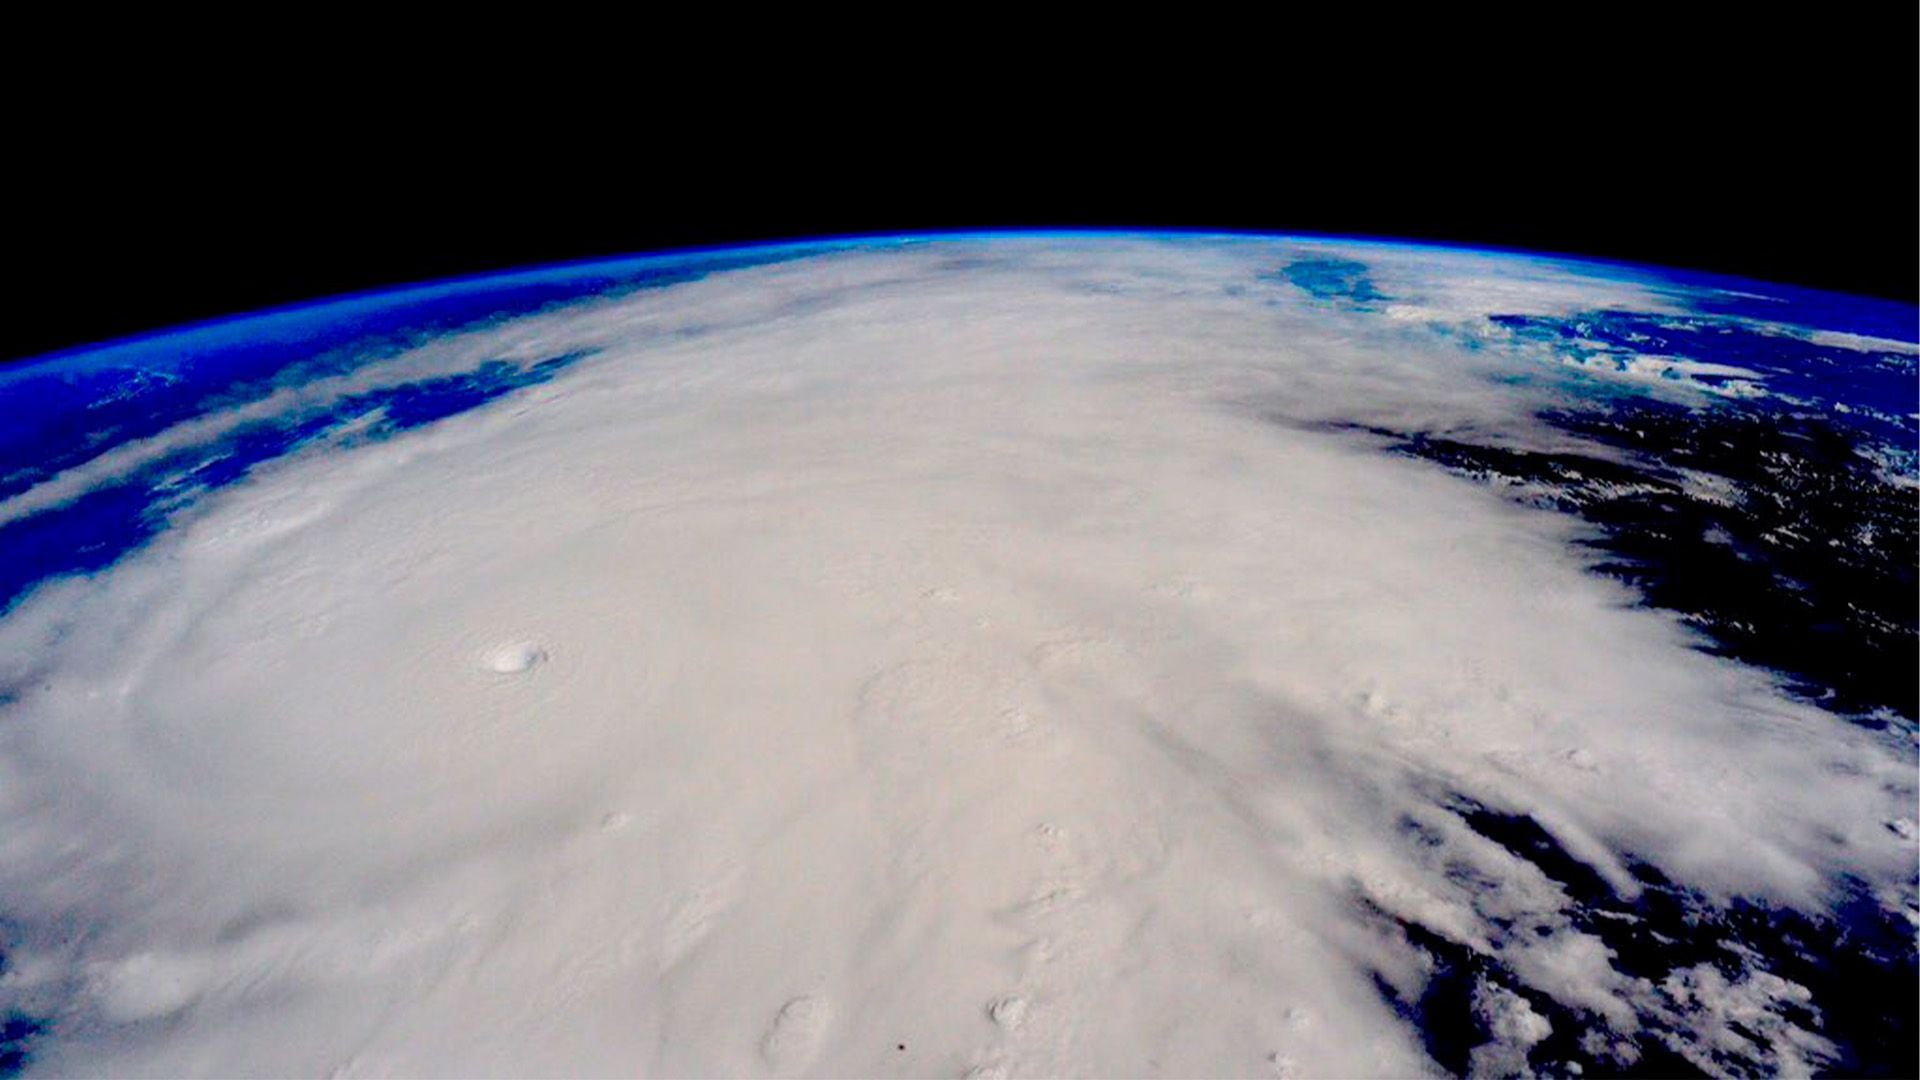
[0,232,1912,1077]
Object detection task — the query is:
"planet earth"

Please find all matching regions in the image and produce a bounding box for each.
[0,233,1912,1077]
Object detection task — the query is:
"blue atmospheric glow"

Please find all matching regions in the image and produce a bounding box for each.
[0,230,1911,619]
[0,229,1912,1078]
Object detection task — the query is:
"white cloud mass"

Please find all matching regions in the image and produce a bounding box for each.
[0,236,1911,1077]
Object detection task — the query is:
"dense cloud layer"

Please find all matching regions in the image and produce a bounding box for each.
[0,237,1911,1076]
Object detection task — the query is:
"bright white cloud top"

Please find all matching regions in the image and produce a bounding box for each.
[0,235,1912,1078]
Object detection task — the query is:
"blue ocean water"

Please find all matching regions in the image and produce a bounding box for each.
[0,232,1913,1077]
[0,243,830,612]
[1269,256,1389,308]
[4,231,1911,668]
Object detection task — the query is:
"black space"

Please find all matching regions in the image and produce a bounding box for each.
[5,15,1914,364]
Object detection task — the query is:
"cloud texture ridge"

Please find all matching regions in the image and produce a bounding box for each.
[0,236,1912,1077]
